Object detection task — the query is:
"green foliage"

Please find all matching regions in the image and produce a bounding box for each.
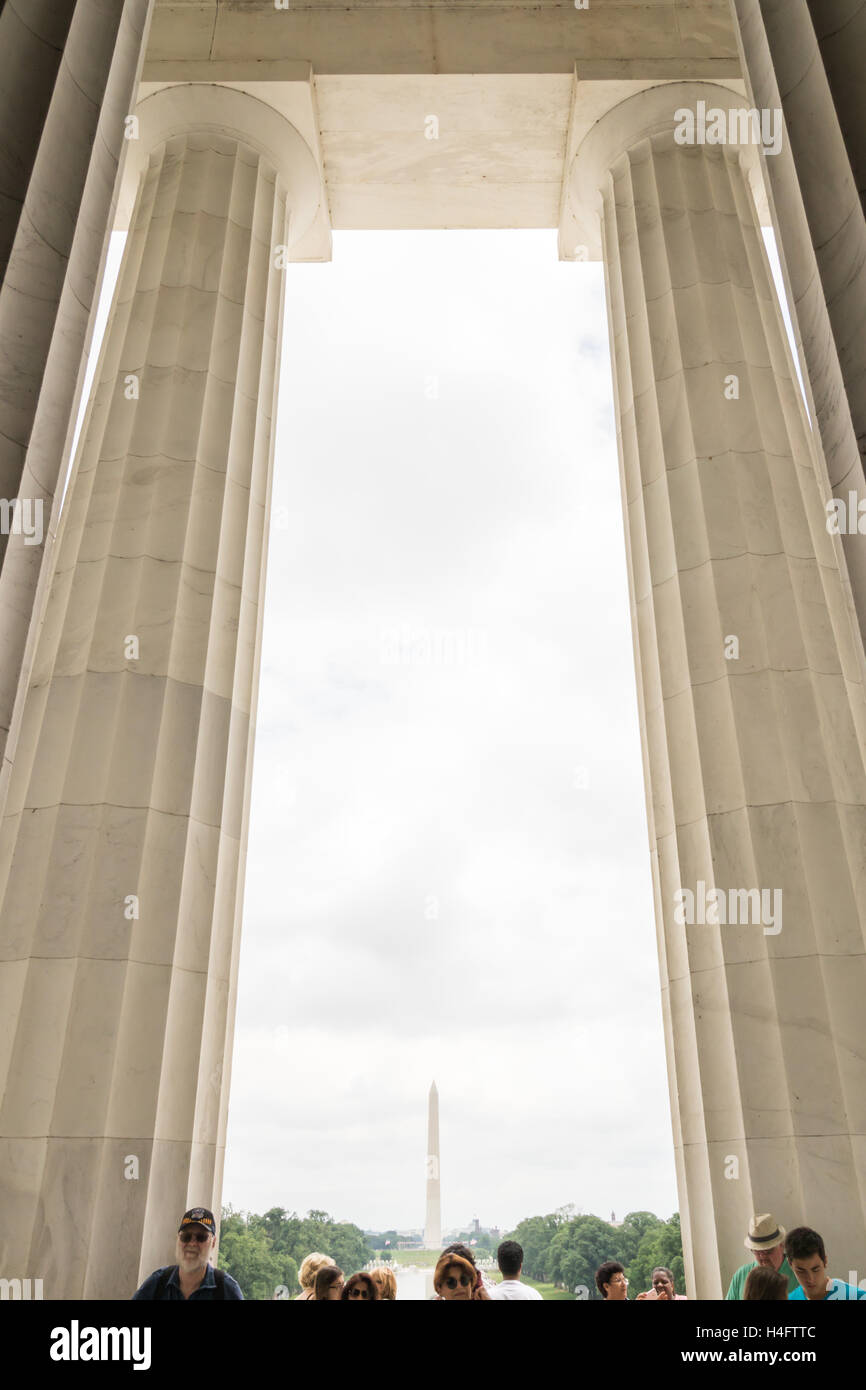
[548,1214,621,1293]
[506,1209,683,1299]
[508,1210,572,1283]
[216,1203,682,1301]
[218,1205,372,1299]
[615,1210,663,1267]
[627,1211,685,1296]
[218,1211,294,1301]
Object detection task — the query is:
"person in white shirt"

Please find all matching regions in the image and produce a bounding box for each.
[489,1240,543,1300]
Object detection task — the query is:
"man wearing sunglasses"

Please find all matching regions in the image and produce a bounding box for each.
[132,1208,243,1300]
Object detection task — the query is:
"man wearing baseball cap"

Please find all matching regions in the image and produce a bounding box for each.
[725,1213,799,1300]
[132,1208,243,1300]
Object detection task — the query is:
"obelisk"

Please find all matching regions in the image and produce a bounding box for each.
[424,1081,442,1249]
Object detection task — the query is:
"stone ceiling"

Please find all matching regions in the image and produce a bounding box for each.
[142,1,744,234]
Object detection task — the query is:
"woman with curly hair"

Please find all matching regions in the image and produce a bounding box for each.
[296,1252,335,1301]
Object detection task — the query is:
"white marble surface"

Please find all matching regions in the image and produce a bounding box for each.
[0,0,153,816]
[0,85,314,1299]
[732,0,866,658]
[572,82,866,1297]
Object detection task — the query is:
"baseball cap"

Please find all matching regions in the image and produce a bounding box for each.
[178,1207,216,1236]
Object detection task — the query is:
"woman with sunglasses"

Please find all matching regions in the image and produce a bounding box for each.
[341,1272,380,1301]
[439,1242,495,1298]
[434,1251,491,1300]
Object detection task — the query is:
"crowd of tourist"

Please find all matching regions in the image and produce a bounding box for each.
[131,1206,866,1301]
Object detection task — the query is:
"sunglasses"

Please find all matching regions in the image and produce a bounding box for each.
[445,1274,472,1290]
[179,1231,210,1244]
[348,1287,370,1299]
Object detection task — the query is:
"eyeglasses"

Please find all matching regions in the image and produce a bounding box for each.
[445,1274,472,1290]
[348,1286,370,1299]
[179,1231,210,1244]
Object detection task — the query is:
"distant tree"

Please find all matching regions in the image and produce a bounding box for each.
[218,1211,297,1299]
[219,1205,371,1296]
[625,1213,684,1296]
[505,1207,681,1299]
[506,1211,570,1282]
[616,1210,663,1266]
[548,1215,621,1296]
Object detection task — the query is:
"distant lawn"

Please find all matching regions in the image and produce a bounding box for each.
[520,1276,574,1301]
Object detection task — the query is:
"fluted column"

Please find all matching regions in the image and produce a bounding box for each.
[0,84,324,1299]
[570,83,866,1298]
[0,0,155,811]
[730,0,866,647]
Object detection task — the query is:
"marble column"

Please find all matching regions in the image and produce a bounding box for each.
[0,84,324,1300]
[570,82,866,1298]
[0,0,154,815]
[731,0,866,648]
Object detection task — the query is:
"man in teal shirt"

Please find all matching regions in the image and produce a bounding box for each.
[726,1213,799,1299]
[786,1226,866,1300]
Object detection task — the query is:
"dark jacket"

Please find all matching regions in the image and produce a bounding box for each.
[132,1264,243,1300]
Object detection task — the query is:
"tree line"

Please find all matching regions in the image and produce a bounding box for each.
[218,1207,371,1300]
[509,1207,683,1296]
[217,1204,683,1299]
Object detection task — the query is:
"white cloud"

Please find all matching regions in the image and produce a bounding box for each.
[224,230,674,1234]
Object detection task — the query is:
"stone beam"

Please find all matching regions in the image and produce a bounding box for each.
[145,0,741,79]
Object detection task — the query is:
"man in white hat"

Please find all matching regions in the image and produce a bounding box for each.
[725,1213,799,1299]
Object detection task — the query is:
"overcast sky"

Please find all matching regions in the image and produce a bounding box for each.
[221,229,678,1234]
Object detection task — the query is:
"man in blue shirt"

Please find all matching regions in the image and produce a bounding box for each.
[132,1207,243,1300]
[785,1226,866,1301]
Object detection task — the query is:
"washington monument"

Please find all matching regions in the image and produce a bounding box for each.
[424,1081,442,1250]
